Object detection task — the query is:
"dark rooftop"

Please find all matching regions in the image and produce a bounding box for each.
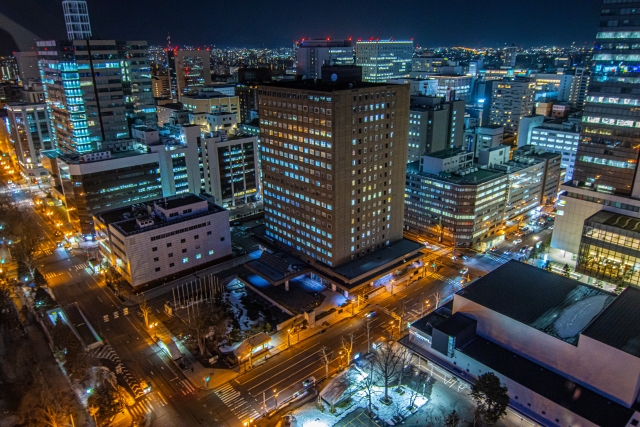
[426,147,469,159]
[259,79,396,93]
[411,309,450,337]
[585,210,640,233]
[95,193,225,235]
[407,161,506,186]
[457,261,616,345]
[434,312,477,337]
[331,238,424,280]
[157,102,182,110]
[460,335,634,427]
[583,287,640,358]
[164,194,206,210]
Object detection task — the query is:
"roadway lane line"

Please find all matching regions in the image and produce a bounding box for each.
[255,355,343,402]
[235,342,322,385]
[249,353,341,396]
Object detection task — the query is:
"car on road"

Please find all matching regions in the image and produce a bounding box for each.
[140,379,153,394]
[302,376,316,387]
[451,255,457,261]
[513,239,522,244]
[365,310,376,318]
[549,226,554,230]
[460,268,469,275]
[503,250,511,255]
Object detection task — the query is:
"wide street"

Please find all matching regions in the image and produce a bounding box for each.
[0,135,546,427]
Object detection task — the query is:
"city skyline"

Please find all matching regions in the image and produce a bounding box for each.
[0,0,602,54]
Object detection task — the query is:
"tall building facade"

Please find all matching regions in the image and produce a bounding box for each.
[175,50,211,98]
[569,68,590,109]
[43,150,163,236]
[13,52,40,84]
[572,30,640,196]
[37,39,155,154]
[407,96,464,162]
[5,103,54,182]
[257,80,409,266]
[62,0,92,40]
[296,39,353,79]
[552,1,640,258]
[489,78,535,134]
[355,40,413,83]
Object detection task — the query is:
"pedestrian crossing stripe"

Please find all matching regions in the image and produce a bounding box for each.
[180,379,196,394]
[213,383,260,421]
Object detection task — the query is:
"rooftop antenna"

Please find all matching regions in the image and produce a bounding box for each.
[167,32,172,50]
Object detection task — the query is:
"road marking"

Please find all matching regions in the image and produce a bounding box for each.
[123,307,129,315]
[113,311,119,319]
[180,379,196,394]
[236,342,322,385]
[213,383,260,422]
[103,315,109,323]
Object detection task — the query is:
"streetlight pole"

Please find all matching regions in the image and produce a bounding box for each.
[422,300,430,317]
[273,389,279,410]
[287,329,291,347]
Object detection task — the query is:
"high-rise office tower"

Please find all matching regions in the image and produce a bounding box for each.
[62,1,92,40]
[296,39,353,79]
[552,1,640,282]
[504,46,517,67]
[167,48,177,98]
[257,79,409,267]
[37,39,156,154]
[489,78,535,134]
[13,52,40,84]
[175,50,211,99]
[573,34,640,195]
[355,40,413,83]
[407,95,465,162]
[569,67,590,109]
[5,103,54,183]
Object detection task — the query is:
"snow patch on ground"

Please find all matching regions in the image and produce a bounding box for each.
[227,290,259,331]
[554,294,610,339]
[292,370,428,427]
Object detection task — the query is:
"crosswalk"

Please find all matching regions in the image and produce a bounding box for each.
[91,344,143,397]
[483,252,510,264]
[213,383,260,422]
[44,271,64,280]
[405,308,425,323]
[179,379,197,395]
[128,392,168,417]
[431,273,461,288]
[73,262,89,271]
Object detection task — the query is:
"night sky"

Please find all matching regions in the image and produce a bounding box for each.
[0,0,602,54]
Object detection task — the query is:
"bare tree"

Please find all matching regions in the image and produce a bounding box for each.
[396,349,415,388]
[341,333,353,366]
[139,296,152,328]
[19,377,75,427]
[11,212,44,279]
[370,340,408,404]
[189,303,227,357]
[352,360,377,416]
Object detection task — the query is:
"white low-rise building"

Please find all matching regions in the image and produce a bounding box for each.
[405,261,640,427]
[95,193,231,288]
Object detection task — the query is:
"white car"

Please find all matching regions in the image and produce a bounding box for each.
[513,239,522,244]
